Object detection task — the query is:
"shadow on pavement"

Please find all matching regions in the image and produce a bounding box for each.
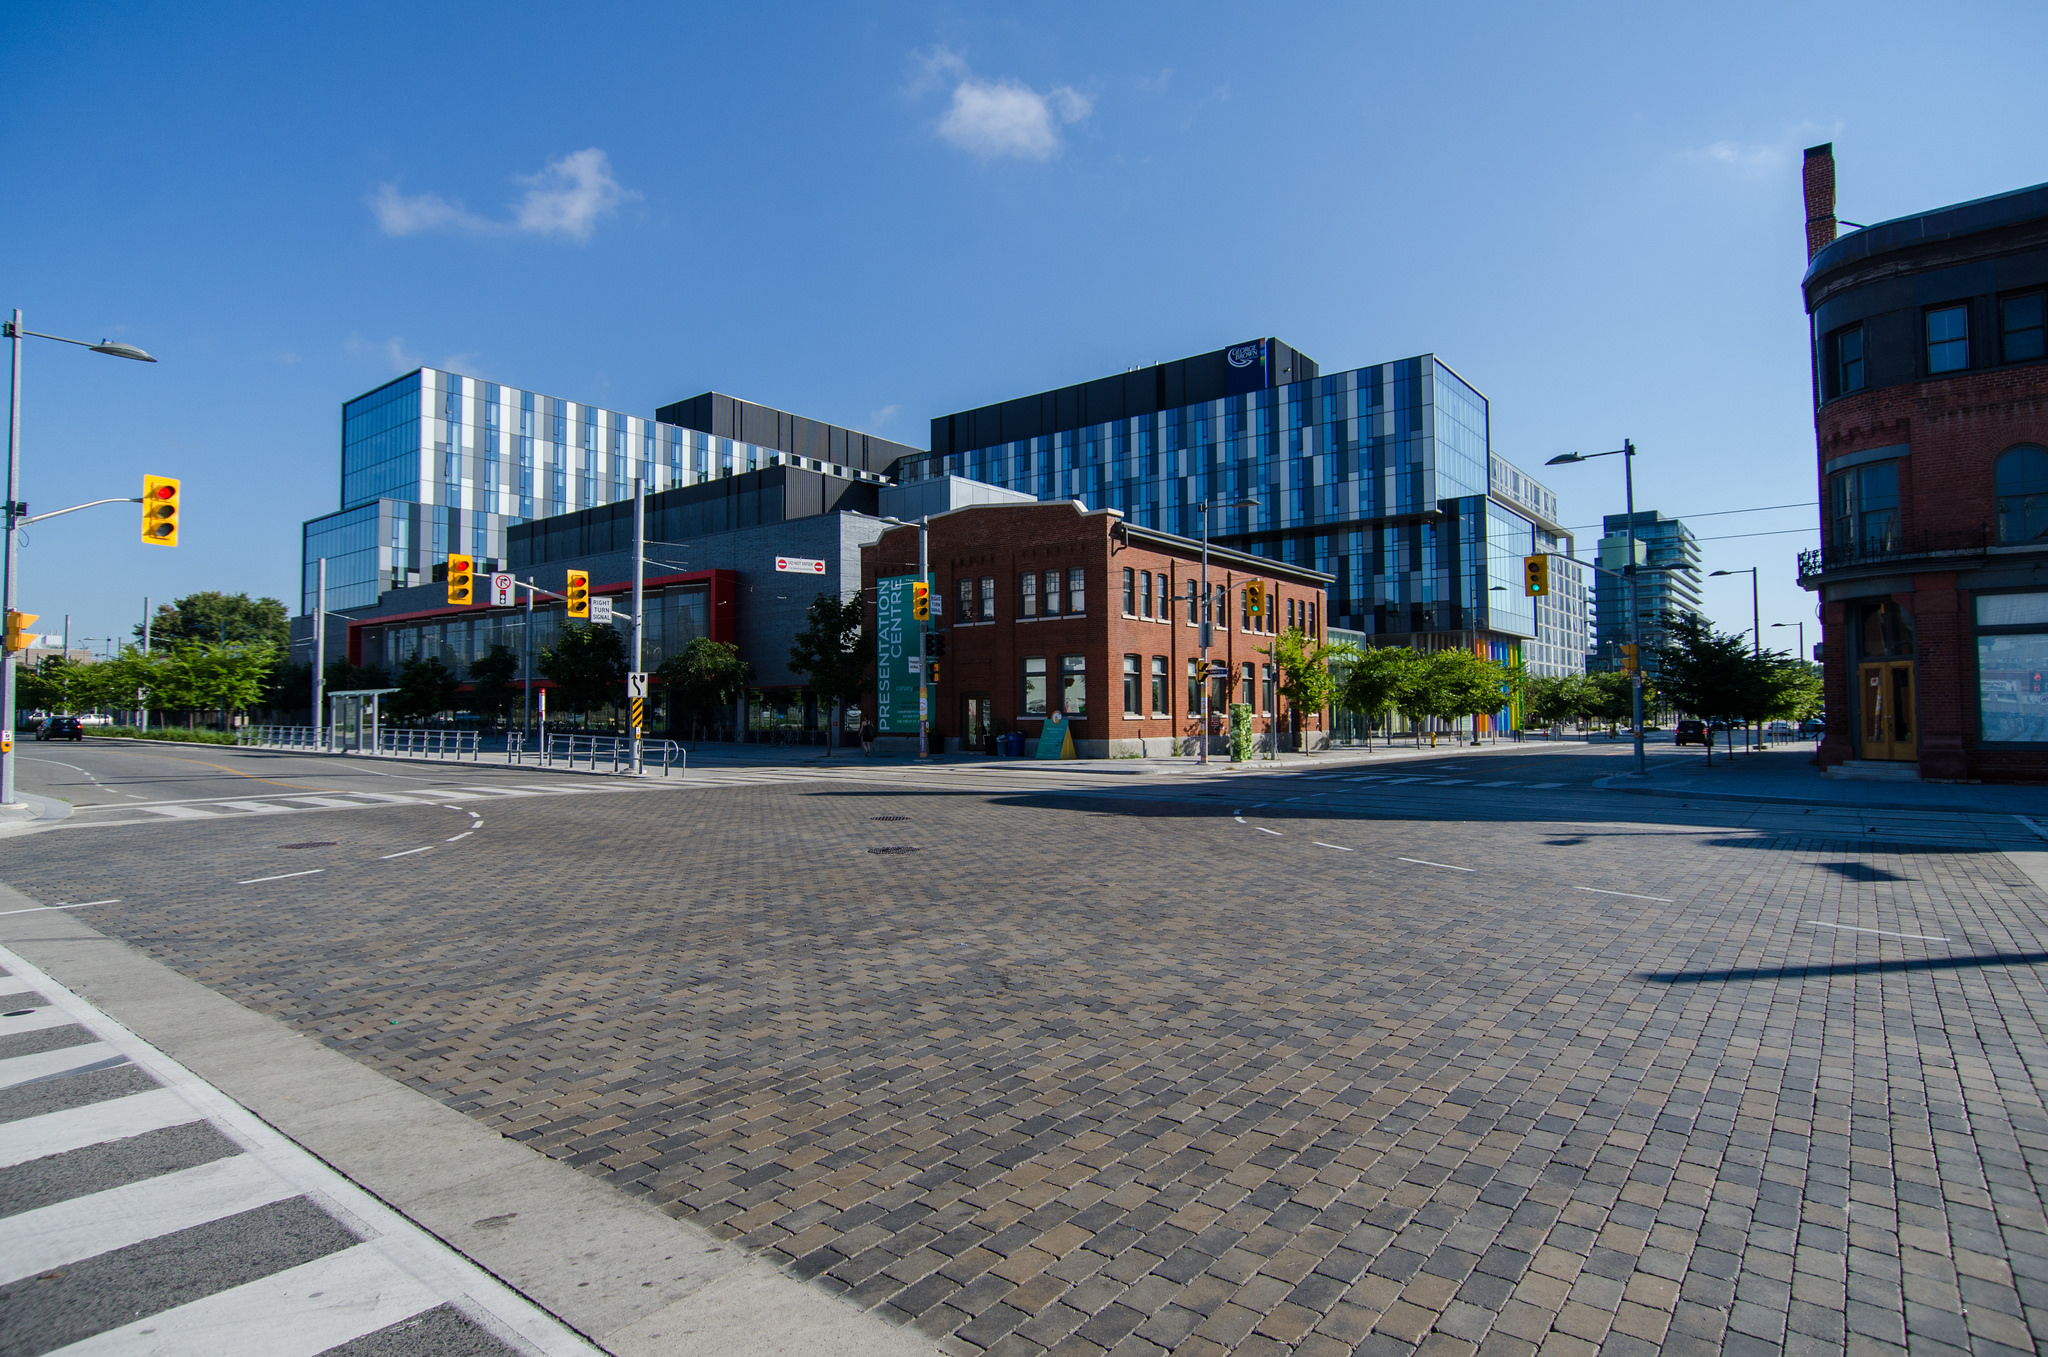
[1642,950,2048,984]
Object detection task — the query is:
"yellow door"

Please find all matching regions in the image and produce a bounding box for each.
[1858,661,1917,761]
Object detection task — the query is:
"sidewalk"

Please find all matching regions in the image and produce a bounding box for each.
[681,734,1596,776]
[1599,744,2048,816]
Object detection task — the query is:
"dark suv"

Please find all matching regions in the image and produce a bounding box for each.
[36,716,84,742]
[1674,719,1709,747]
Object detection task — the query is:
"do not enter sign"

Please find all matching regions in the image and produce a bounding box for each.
[776,556,827,574]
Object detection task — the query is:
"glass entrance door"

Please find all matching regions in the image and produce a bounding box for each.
[1858,660,1917,761]
[964,695,991,750]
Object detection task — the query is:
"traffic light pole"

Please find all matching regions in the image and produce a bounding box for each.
[631,478,645,775]
[312,559,326,750]
[918,516,929,759]
[3,310,21,805]
[1621,441,1645,777]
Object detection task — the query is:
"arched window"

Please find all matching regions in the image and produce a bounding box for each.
[1996,446,2048,544]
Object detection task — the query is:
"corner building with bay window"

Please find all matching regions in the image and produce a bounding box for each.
[902,339,1581,728]
[1799,145,2048,781]
[861,500,1334,757]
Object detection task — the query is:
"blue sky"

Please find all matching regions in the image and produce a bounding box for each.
[4,1,2045,654]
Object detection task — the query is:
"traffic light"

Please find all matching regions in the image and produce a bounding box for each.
[565,570,590,618]
[1523,554,1550,597]
[1619,643,1640,674]
[4,611,38,652]
[924,633,947,659]
[911,581,930,621]
[141,475,179,546]
[1245,580,1265,617]
[446,554,474,606]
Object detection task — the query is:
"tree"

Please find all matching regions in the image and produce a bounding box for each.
[1425,649,1513,745]
[657,637,750,740]
[1339,645,1420,747]
[1523,673,1595,736]
[787,590,872,755]
[388,656,459,725]
[1654,614,1757,764]
[136,592,289,649]
[19,656,95,714]
[538,622,628,720]
[1263,627,1347,751]
[467,644,521,730]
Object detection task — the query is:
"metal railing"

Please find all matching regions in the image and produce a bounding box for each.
[506,732,684,776]
[237,725,328,751]
[377,728,483,760]
[1797,527,1989,580]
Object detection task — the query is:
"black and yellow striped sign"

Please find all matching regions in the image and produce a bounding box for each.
[630,698,645,732]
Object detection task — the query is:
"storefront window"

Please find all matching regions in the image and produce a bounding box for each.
[1060,655,1086,715]
[1978,592,2048,743]
[1022,656,1047,715]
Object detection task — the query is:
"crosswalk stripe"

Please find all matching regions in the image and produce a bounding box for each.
[0,1005,78,1038]
[336,791,437,805]
[42,1242,441,1357]
[213,801,291,814]
[0,1086,200,1169]
[138,804,216,818]
[0,1042,124,1089]
[445,785,543,796]
[0,974,34,996]
[1529,782,1564,788]
[0,1153,297,1286]
[278,795,375,809]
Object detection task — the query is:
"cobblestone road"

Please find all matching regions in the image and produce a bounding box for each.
[5,757,2047,1356]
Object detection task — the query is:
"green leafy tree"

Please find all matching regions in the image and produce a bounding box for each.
[1338,645,1420,747]
[1262,627,1347,751]
[1654,614,1757,763]
[19,656,97,714]
[388,656,459,724]
[787,590,872,755]
[136,592,289,649]
[1227,702,1257,762]
[1426,649,1513,745]
[657,636,750,740]
[538,622,628,721]
[1522,673,1596,735]
[466,644,521,729]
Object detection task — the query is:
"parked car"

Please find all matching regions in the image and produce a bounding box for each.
[1675,719,1709,747]
[36,716,84,742]
[1799,718,1826,737]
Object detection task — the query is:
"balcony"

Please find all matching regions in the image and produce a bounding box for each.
[1797,527,1990,582]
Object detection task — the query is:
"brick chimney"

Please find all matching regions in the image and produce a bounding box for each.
[1804,143,1837,260]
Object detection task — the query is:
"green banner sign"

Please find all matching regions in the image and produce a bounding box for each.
[875,574,932,734]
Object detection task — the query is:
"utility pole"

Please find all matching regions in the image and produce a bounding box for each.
[631,477,645,774]
[312,559,326,749]
[522,575,533,743]
[918,517,930,758]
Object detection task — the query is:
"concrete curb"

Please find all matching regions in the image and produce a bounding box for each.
[0,886,936,1357]
[1597,775,2048,821]
[0,789,76,835]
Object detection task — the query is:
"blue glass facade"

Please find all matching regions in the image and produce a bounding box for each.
[904,355,1559,644]
[310,367,795,615]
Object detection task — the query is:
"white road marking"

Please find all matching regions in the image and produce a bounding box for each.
[446,831,473,842]
[51,1243,444,1357]
[214,800,290,814]
[1432,779,1469,785]
[1575,887,1675,903]
[2017,815,2048,842]
[277,795,373,809]
[1807,921,1950,942]
[0,1086,199,1168]
[0,1007,78,1038]
[1528,782,1565,789]
[1233,816,1248,824]
[1314,842,1353,851]
[0,1153,297,1286]
[1256,827,1284,836]
[1475,780,1519,787]
[138,804,217,819]
[0,1042,124,1089]
[0,899,115,918]
[378,846,433,859]
[0,975,30,996]
[236,869,325,885]
[1398,857,1474,872]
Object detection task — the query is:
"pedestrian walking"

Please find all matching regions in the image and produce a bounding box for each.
[860,718,876,756]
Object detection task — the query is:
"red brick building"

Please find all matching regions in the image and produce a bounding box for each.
[861,501,1334,756]
[1800,146,2048,781]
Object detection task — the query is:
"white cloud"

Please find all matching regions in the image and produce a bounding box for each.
[912,48,1092,161]
[1696,140,1787,173]
[346,333,422,373]
[369,149,635,243]
[868,404,901,428]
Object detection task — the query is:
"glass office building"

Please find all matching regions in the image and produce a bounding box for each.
[302,368,832,614]
[903,351,1577,667]
[1592,511,1702,673]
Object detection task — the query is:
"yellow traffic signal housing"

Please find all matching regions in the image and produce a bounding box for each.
[446,554,474,606]
[141,475,180,546]
[1620,643,1640,673]
[911,581,930,621]
[565,570,590,619]
[1245,580,1266,617]
[4,611,39,652]
[1523,553,1550,597]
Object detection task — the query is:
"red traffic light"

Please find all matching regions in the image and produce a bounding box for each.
[151,484,175,500]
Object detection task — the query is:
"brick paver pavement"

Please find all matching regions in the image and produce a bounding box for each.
[5,771,2047,1355]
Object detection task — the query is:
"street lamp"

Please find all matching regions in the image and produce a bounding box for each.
[879,515,932,757]
[1709,567,1761,656]
[1546,440,1647,776]
[4,310,157,807]
[1196,497,1260,765]
[1769,620,1805,660]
